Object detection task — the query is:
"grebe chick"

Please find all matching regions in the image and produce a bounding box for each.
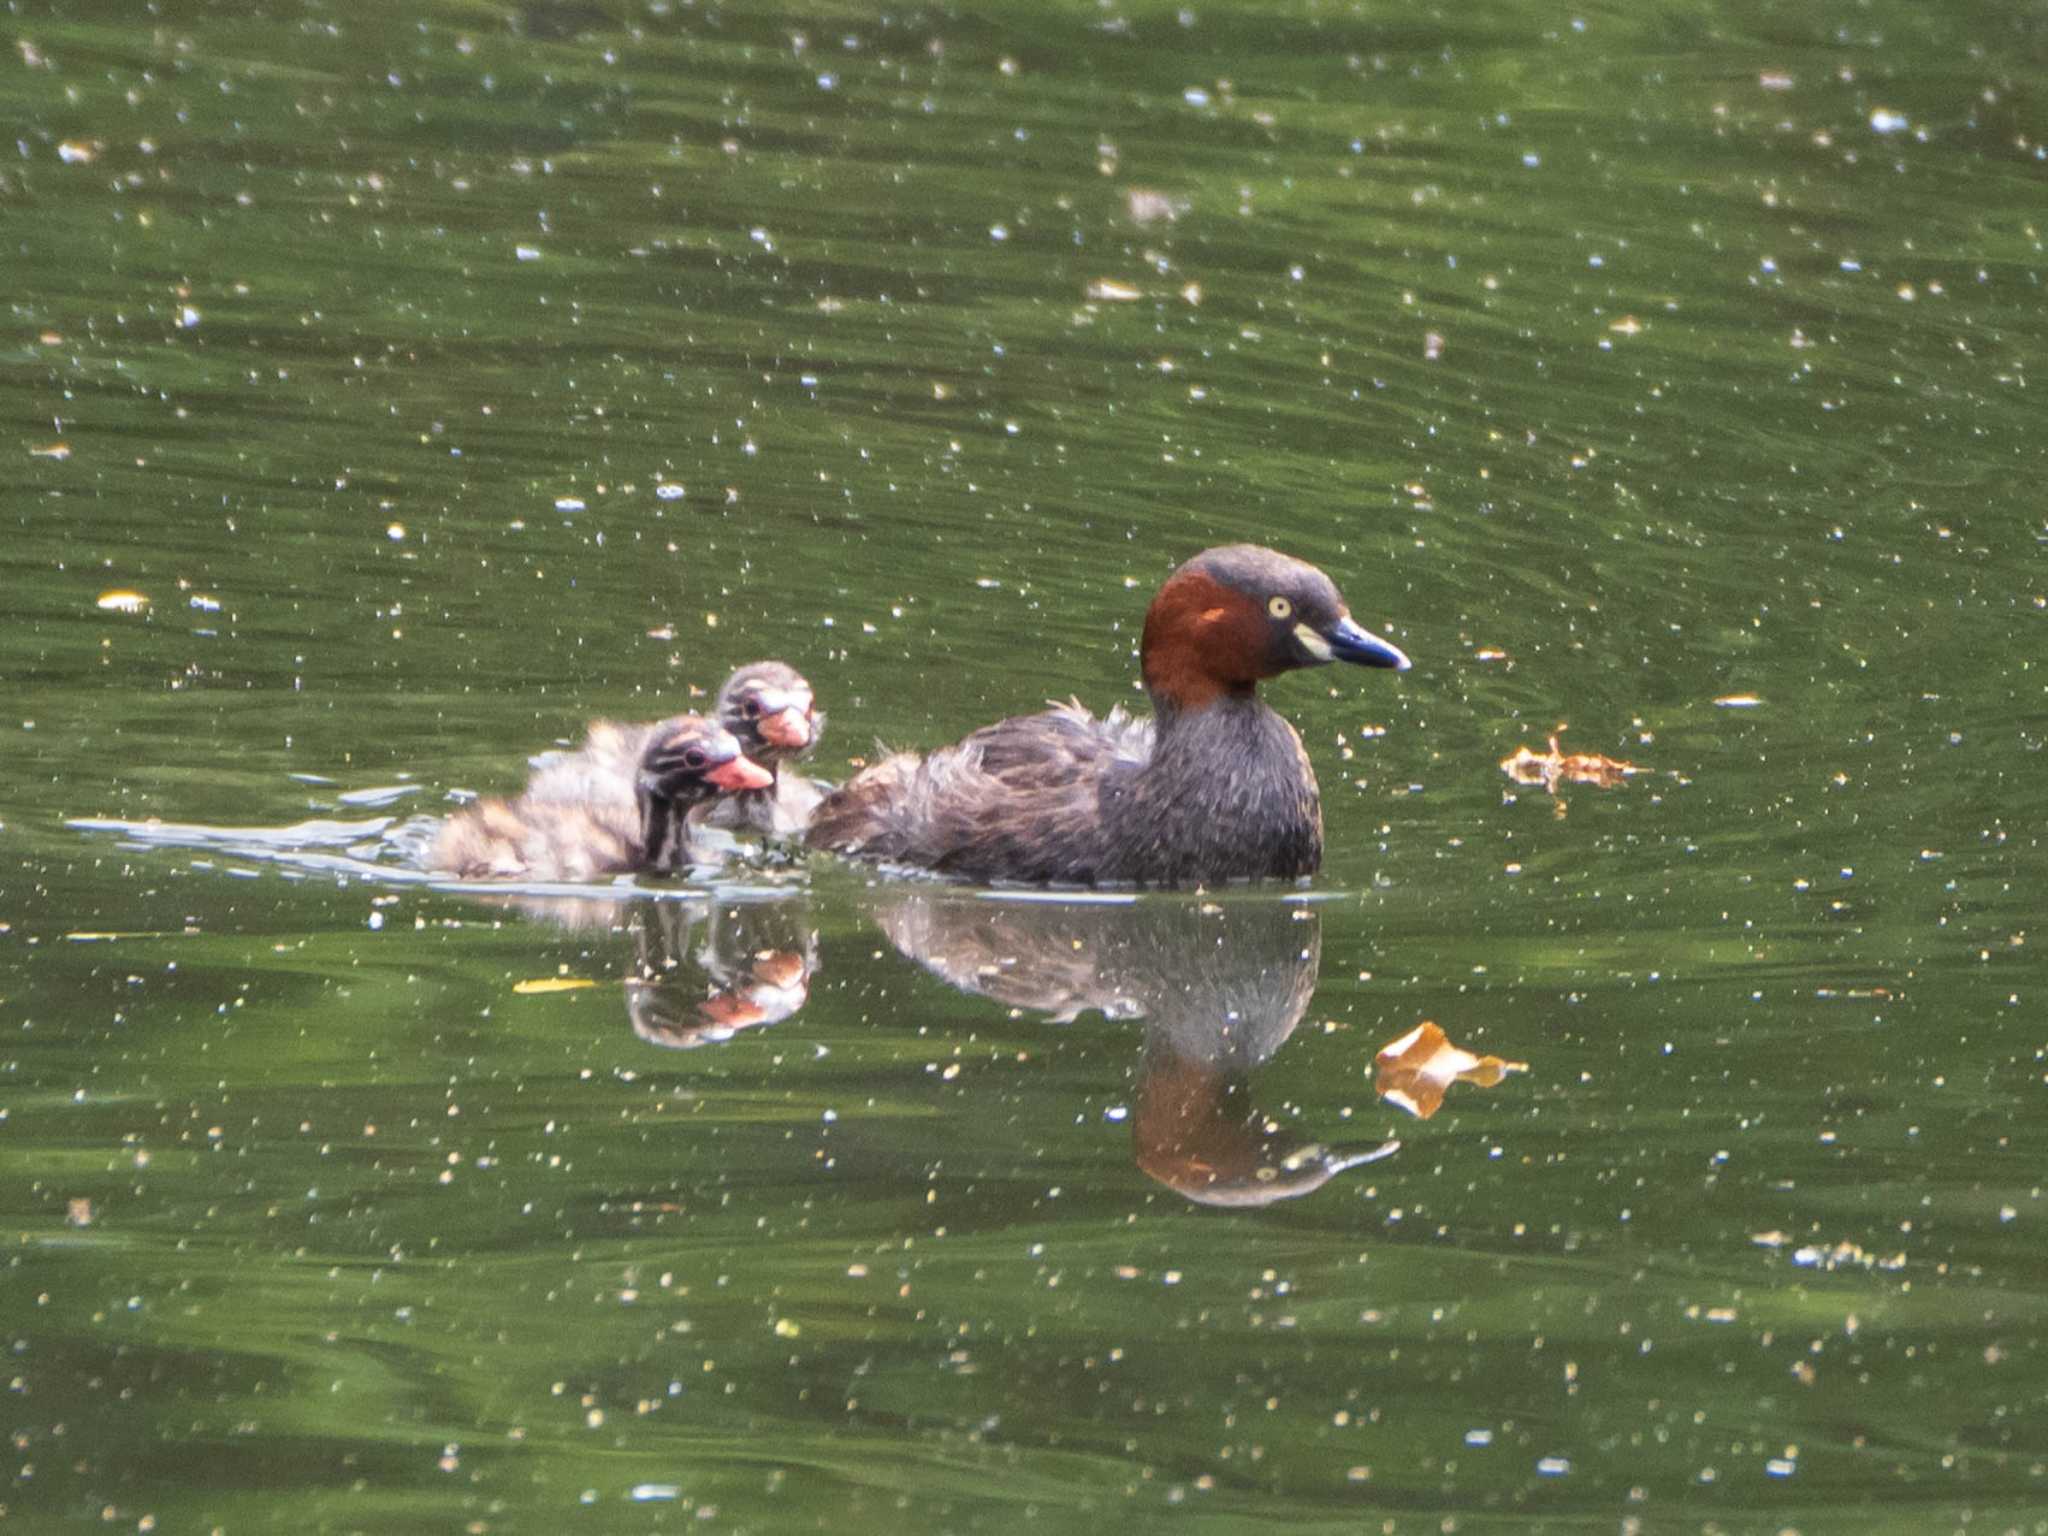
[432,715,770,880]
[696,660,827,837]
[805,544,1409,885]
[521,661,823,839]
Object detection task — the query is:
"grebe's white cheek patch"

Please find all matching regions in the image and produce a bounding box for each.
[1293,622,1334,662]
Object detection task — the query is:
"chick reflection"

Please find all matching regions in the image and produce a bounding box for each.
[872,895,1398,1206]
[454,885,816,1049]
[625,897,816,1050]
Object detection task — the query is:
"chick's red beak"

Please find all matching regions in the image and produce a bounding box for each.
[758,704,814,750]
[706,753,774,793]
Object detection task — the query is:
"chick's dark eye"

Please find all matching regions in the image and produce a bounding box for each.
[682,748,707,770]
[740,697,762,718]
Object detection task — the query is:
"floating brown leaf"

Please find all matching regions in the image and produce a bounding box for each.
[1374,1020,1527,1120]
[1500,732,1643,793]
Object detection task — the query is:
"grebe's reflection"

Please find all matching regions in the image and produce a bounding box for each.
[452,883,817,1049]
[625,895,815,1050]
[872,894,1398,1206]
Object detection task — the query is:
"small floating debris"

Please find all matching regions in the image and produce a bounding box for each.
[96,589,149,614]
[1086,278,1143,302]
[1125,188,1182,225]
[57,139,99,164]
[1752,1232,1906,1272]
[1500,732,1642,793]
[30,441,71,460]
[512,976,597,995]
[1374,1020,1527,1120]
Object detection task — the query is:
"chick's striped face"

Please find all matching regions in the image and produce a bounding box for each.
[640,719,774,804]
[713,664,823,760]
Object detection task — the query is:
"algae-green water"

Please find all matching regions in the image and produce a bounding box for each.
[5,3,2045,1531]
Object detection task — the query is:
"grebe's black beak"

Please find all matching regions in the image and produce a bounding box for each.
[1313,614,1411,671]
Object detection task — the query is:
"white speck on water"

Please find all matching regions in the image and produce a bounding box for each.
[554,496,585,512]
[179,306,202,328]
[1522,151,1541,168]
[655,482,685,501]
[989,224,1009,241]
[630,1485,681,1502]
[1183,87,1210,106]
[1869,108,1909,134]
[1536,1457,1571,1477]
[367,911,384,931]
[816,72,837,89]
[1103,1104,1128,1122]
[1465,1429,1495,1447]
[514,244,541,261]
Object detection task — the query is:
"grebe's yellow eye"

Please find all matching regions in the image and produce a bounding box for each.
[1268,595,1293,620]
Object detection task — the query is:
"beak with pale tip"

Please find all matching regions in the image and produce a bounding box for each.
[1299,614,1411,672]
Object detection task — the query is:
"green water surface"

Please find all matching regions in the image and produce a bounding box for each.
[4,2,2045,1531]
